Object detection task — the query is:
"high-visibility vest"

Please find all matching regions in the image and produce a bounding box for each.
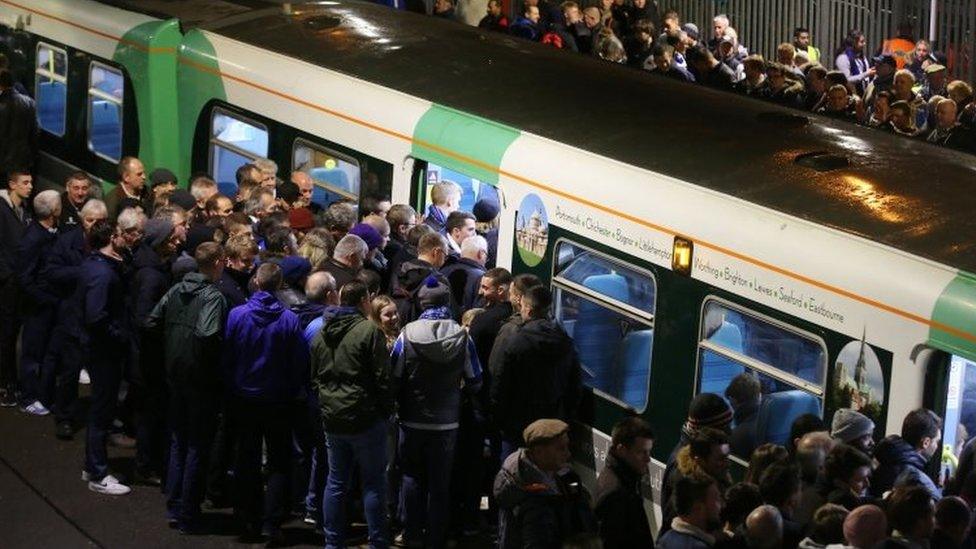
[882,37,915,69]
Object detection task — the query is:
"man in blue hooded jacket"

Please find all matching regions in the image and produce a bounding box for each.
[223,262,310,542]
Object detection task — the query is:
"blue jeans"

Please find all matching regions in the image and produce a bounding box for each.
[324,419,389,549]
[399,426,457,549]
[166,392,216,528]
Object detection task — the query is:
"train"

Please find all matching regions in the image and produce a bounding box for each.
[4,0,976,529]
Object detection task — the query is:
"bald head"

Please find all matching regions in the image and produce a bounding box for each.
[797,430,835,481]
[746,505,783,549]
[305,271,338,305]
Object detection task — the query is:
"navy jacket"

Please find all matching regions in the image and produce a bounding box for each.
[873,434,942,500]
[0,190,30,283]
[41,226,88,338]
[14,221,59,309]
[217,267,250,310]
[441,256,485,312]
[223,291,310,402]
[81,251,130,352]
[128,243,173,328]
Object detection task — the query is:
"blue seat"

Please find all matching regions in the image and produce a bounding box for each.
[698,321,745,395]
[756,390,820,446]
[309,168,354,206]
[574,273,629,398]
[218,180,239,198]
[617,329,653,410]
[90,100,121,160]
[37,81,66,135]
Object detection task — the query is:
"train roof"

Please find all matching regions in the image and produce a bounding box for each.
[104,0,976,273]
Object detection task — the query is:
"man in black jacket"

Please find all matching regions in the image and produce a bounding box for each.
[81,220,134,496]
[59,172,93,228]
[217,234,257,309]
[42,199,107,439]
[15,190,61,415]
[490,285,583,459]
[148,242,228,533]
[0,169,32,406]
[0,69,38,174]
[596,416,656,548]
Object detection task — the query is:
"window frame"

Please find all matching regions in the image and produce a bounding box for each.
[35,41,68,137]
[291,137,361,202]
[208,106,270,177]
[86,60,125,162]
[550,237,657,413]
[694,296,829,398]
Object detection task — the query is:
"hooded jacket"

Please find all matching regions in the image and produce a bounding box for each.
[129,242,173,328]
[391,257,453,323]
[311,307,392,434]
[0,189,30,283]
[391,309,482,430]
[148,272,227,396]
[872,435,941,500]
[595,452,654,548]
[489,317,583,444]
[223,291,309,402]
[494,448,596,548]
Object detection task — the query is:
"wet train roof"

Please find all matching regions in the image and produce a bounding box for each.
[104,0,976,272]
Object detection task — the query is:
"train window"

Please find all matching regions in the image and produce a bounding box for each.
[424,161,499,214]
[697,299,827,455]
[209,109,269,193]
[552,240,655,412]
[87,62,124,162]
[293,139,361,206]
[35,43,67,136]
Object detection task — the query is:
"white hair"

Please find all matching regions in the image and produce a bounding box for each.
[80,199,107,218]
[117,207,147,231]
[33,190,62,219]
[254,158,278,175]
[714,14,729,25]
[190,177,217,200]
[461,234,488,258]
[334,234,368,260]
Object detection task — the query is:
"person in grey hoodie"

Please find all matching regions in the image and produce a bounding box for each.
[390,275,482,549]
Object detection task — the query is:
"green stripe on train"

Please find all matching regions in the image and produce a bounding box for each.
[411,105,520,186]
[112,20,182,190]
[929,272,976,362]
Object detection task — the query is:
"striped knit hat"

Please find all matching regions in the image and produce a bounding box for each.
[686,393,733,433]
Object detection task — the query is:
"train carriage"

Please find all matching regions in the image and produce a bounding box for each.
[4,0,976,530]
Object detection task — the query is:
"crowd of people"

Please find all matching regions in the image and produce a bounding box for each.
[3,155,976,549]
[434,0,976,152]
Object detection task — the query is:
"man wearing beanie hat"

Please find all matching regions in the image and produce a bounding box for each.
[831,408,876,455]
[148,168,177,214]
[128,215,179,484]
[390,275,482,548]
[275,255,312,308]
[494,418,596,548]
[288,207,315,238]
[472,197,500,268]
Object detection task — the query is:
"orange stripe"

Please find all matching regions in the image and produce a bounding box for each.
[9,0,975,344]
[1,0,175,53]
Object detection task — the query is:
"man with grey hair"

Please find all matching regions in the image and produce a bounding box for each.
[254,158,279,190]
[116,206,147,250]
[323,234,368,291]
[14,190,62,414]
[441,233,487,310]
[45,199,108,439]
[189,175,218,211]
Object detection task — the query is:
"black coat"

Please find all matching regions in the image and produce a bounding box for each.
[595,453,654,548]
[42,226,88,338]
[0,88,38,173]
[0,191,30,283]
[14,221,59,310]
[441,256,486,311]
[81,251,130,353]
[489,317,583,444]
[217,267,250,310]
[60,193,88,228]
[129,243,173,329]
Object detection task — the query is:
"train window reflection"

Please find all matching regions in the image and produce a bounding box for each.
[87,63,124,162]
[209,109,268,193]
[553,241,655,412]
[36,43,67,136]
[293,139,361,206]
[697,300,826,455]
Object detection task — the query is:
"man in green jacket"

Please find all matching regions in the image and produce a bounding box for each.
[311,279,392,549]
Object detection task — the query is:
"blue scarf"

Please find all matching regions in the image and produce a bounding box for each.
[419,306,452,320]
[425,203,447,230]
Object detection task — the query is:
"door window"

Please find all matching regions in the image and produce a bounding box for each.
[36,43,67,136]
[87,62,124,161]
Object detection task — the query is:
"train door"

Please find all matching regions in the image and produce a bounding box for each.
[921,348,976,488]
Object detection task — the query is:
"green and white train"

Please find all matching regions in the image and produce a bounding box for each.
[4,0,976,528]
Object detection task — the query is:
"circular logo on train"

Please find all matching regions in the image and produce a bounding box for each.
[515,193,549,267]
[830,337,885,421]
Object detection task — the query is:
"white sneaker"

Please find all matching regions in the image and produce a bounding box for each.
[78,369,90,385]
[81,471,90,482]
[88,474,131,495]
[21,401,50,416]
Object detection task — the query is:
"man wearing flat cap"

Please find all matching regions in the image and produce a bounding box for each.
[494,418,596,548]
